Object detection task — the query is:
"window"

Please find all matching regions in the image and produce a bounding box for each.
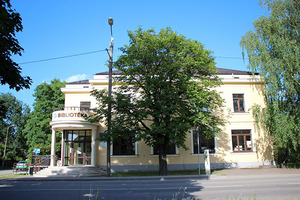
[231,130,252,152]
[233,94,245,112]
[80,101,91,111]
[192,129,215,154]
[113,135,136,155]
[153,142,176,155]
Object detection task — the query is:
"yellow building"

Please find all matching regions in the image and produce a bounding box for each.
[49,68,274,171]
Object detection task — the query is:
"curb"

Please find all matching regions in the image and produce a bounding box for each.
[1,174,210,182]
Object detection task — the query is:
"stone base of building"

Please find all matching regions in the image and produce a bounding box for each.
[99,161,275,172]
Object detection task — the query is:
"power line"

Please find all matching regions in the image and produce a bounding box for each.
[19,49,107,65]
[18,49,248,65]
[216,56,248,60]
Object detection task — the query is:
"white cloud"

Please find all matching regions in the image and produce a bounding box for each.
[65,74,89,83]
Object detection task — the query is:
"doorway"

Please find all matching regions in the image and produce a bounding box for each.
[63,130,92,166]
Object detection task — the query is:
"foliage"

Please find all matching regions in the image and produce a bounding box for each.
[0,0,32,91]
[24,79,66,155]
[0,93,30,164]
[241,0,300,164]
[91,27,224,175]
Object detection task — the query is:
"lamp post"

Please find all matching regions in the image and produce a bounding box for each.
[2,125,14,167]
[106,17,114,176]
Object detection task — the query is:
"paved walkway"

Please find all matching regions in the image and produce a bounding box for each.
[214,167,300,176]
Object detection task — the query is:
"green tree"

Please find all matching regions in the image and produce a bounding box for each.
[25,79,66,156]
[0,0,32,91]
[240,0,300,164]
[0,93,30,165]
[91,27,224,175]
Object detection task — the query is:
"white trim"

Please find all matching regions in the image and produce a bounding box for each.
[50,129,56,167]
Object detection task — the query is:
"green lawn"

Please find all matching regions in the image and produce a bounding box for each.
[0,173,27,179]
[111,169,225,177]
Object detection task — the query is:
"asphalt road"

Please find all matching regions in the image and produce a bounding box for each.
[0,172,299,200]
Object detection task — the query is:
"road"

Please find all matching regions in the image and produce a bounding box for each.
[0,173,299,200]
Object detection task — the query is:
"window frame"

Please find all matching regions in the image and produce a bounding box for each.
[231,129,253,153]
[80,101,91,111]
[232,94,245,113]
[191,128,216,154]
[111,134,137,156]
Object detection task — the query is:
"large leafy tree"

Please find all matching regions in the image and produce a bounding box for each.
[91,27,224,175]
[240,0,300,164]
[0,93,30,165]
[0,0,31,91]
[25,79,66,155]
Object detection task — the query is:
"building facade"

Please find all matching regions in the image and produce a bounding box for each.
[49,68,274,171]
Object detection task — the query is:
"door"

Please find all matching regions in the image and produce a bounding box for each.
[64,130,92,166]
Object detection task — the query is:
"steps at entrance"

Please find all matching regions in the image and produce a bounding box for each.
[33,166,106,178]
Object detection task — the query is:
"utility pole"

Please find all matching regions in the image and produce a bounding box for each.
[106,17,114,176]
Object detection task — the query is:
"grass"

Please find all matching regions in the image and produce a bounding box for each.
[0,173,27,179]
[0,168,28,179]
[111,169,225,177]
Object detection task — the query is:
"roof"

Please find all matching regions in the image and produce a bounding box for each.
[68,68,257,84]
[95,68,256,76]
[67,79,90,84]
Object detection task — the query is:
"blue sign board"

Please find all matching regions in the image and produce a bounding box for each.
[33,148,40,154]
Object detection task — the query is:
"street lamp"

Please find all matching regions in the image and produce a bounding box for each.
[106,17,114,176]
[2,124,14,167]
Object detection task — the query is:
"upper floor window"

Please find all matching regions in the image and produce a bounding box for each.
[192,129,215,154]
[233,94,245,112]
[231,130,252,152]
[80,101,91,111]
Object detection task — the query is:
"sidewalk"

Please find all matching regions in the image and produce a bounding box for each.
[214,167,300,176]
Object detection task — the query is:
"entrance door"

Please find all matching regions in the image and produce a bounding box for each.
[64,130,92,166]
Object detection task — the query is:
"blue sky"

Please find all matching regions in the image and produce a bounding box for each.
[1,0,266,108]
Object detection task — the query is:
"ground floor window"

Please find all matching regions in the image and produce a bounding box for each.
[113,134,136,156]
[192,128,215,154]
[63,130,91,165]
[153,142,177,155]
[231,129,252,152]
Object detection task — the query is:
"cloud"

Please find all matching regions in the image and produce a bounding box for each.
[65,74,89,83]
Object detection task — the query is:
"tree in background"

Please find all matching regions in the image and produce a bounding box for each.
[0,0,32,91]
[240,0,300,165]
[91,27,224,175]
[0,93,30,165]
[25,79,66,156]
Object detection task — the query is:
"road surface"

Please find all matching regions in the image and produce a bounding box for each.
[0,172,299,199]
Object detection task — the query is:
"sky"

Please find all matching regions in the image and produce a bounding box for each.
[1,0,266,108]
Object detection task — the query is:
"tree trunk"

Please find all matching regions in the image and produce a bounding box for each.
[158,144,168,176]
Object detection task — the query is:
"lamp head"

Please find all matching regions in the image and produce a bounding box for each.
[108,17,113,26]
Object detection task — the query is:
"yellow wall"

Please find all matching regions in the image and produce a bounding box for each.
[61,74,274,170]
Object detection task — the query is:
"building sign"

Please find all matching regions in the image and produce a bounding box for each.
[53,112,88,118]
[52,110,90,121]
